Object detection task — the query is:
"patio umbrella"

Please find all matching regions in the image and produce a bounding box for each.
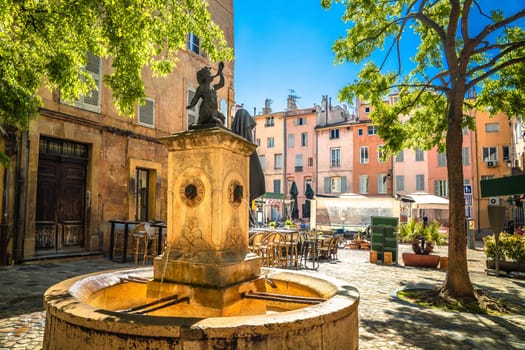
[289,181,299,219]
[302,183,314,218]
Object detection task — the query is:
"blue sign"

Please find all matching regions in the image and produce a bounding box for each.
[464,185,472,194]
[464,194,473,206]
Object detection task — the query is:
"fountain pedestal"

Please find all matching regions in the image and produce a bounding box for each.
[149,128,263,316]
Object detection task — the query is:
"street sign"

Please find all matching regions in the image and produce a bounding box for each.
[464,185,472,194]
[464,194,473,206]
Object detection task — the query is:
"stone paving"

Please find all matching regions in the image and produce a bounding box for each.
[0,243,524,349]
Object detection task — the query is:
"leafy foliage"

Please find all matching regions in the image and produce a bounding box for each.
[322,0,525,299]
[0,0,233,129]
[483,233,525,263]
[398,218,447,246]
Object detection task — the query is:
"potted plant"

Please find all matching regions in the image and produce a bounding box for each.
[484,232,525,272]
[400,218,445,268]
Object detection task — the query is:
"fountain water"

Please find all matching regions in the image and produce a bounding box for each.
[43,127,359,349]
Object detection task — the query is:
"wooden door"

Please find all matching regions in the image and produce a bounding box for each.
[35,138,87,254]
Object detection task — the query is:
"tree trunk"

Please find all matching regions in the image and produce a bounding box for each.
[441,90,477,301]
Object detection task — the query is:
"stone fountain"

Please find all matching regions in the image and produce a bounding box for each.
[43,66,359,349]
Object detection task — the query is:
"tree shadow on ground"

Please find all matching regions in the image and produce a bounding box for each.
[360,295,525,350]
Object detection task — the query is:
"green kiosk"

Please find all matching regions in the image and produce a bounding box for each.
[371,216,399,264]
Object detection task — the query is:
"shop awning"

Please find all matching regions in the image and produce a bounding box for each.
[480,174,525,197]
[399,192,449,209]
[260,192,285,200]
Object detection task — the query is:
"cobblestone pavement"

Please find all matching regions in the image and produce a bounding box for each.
[0,243,524,349]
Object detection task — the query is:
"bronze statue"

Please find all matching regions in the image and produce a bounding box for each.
[186,62,226,128]
[231,109,266,226]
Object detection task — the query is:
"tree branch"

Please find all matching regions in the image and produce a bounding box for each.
[470,8,525,49]
[467,56,525,89]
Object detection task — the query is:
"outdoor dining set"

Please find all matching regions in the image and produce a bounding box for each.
[248,229,343,270]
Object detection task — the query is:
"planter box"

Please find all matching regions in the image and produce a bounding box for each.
[402,253,440,268]
[486,260,525,273]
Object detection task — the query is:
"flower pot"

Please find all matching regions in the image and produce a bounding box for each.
[402,253,440,268]
[486,260,525,272]
[439,257,448,270]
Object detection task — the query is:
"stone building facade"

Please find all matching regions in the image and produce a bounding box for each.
[0,0,234,264]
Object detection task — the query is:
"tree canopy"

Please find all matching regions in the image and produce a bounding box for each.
[322,0,525,301]
[0,0,233,130]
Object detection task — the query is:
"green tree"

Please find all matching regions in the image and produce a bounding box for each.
[322,0,525,302]
[0,0,233,131]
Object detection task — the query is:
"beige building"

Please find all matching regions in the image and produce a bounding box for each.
[0,0,234,264]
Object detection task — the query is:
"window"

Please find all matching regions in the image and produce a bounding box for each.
[396,151,404,162]
[481,175,494,181]
[434,180,448,197]
[502,145,510,161]
[377,174,387,194]
[330,177,341,193]
[330,129,339,139]
[360,146,369,164]
[359,175,369,194]
[367,125,378,135]
[288,134,295,148]
[135,168,151,221]
[330,148,341,168]
[308,157,313,167]
[416,174,425,191]
[301,132,308,146]
[265,116,274,127]
[256,138,261,146]
[462,126,468,135]
[187,33,205,56]
[377,145,385,163]
[274,154,283,169]
[259,155,265,170]
[186,87,200,128]
[358,128,363,136]
[294,117,306,126]
[65,52,102,113]
[365,106,370,113]
[295,154,303,171]
[396,175,405,191]
[273,179,281,193]
[437,152,446,167]
[485,123,499,133]
[267,137,275,148]
[220,99,228,127]
[462,147,470,165]
[482,147,498,161]
[415,149,424,161]
[304,178,312,192]
[138,98,155,128]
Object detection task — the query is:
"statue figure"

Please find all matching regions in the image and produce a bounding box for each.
[231,109,266,226]
[186,62,226,128]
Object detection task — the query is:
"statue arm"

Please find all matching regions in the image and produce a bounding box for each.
[213,62,224,90]
[186,88,202,109]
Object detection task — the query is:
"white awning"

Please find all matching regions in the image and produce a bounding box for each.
[401,192,449,209]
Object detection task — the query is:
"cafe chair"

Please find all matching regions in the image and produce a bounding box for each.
[131,223,148,264]
[142,223,160,265]
[111,223,126,258]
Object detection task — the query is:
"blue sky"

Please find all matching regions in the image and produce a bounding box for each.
[233,1,525,116]
[233,1,358,115]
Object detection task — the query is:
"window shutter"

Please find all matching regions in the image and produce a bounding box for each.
[83,52,101,108]
[341,176,347,193]
[324,177,330,193]
[186,88,200,128]
[139,99,155,127]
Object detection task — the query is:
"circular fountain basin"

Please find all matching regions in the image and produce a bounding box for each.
[43,267,359,349]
